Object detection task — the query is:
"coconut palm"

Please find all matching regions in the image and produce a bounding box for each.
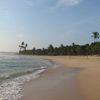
[48,44,54,55]
[92,32,100,42]
[21,42,24,45]
[25,44,28,51]
[19,42,28,52]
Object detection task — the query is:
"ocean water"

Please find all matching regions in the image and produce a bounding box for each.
[0,53,53,100]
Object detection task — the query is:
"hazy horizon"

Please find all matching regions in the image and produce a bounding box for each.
[0,0,100,52]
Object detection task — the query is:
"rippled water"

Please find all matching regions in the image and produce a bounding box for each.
[0,53,52,100]
[0,53,47,81]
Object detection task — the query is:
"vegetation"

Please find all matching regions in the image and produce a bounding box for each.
[92,32,100,42]
[19,42,28,52]
[19,32,100,56]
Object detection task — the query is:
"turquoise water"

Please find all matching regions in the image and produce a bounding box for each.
[0,53,52,100]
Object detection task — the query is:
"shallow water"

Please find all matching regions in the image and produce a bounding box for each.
[0,53,49,81]
[0,53,52,100]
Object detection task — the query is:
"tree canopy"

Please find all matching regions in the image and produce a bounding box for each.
[19,32,100,56]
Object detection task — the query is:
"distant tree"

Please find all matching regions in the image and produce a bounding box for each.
[59,44,65,55]
[25,44,28,51]
[19,41,100,56]
[19,42,28,53]
[92,32,100,42]
[32,48,36,54]
[91,42,100,55]
[53,47,59,55]
[42,48,46,55]
[21,42,25,46]
[84,44,90,58]
[48,44,54,55]
[72,43,77,55]
[75,45,81,55]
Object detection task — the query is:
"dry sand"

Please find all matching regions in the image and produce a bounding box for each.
[40,56,100,100]
[20,56,100,100]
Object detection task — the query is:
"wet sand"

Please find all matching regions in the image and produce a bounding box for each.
[20,56,100,100]
[40,56,100,100]
[20,60,83,100]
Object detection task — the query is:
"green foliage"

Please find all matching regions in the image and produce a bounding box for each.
[19,42,100,56]
[19,32,100,56]
[92,32,100,42]
[19,42,28,54]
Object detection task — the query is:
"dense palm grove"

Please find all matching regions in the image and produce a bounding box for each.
[19,32,100,56]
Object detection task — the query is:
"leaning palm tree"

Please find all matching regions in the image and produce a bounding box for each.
[92,32,100,42]
[19,42,25,51]
[19,42,28,52]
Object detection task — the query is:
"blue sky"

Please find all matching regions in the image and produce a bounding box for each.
[0,0,100,52]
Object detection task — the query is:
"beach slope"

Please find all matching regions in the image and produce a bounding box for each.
[20,56,100,100]
[20,61,83,100]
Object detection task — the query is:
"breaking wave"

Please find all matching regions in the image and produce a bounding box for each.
[0,68,46,100]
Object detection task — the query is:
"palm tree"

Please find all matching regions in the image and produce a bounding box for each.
[20,42,25,51]
[92,32,100,42]
[19,42,28,52]
[21,42,24,45]
[25,44,28,51]
[48,44,54,55]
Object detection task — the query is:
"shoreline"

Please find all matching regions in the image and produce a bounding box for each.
[39,56,100,100]
[20,56,84,100]
[20,56,100,100]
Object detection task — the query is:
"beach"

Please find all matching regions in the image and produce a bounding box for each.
[20,56,100,100]
[0,0,100,100]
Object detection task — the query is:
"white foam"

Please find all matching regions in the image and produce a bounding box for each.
[0,68,46,100]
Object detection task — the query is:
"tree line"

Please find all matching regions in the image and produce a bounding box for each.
[19,32,100,56]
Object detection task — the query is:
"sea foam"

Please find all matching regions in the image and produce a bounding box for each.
[0,68,46,100]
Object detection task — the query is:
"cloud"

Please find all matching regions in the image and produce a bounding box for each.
[23,0,82,12]
[24,0,43,7]
[51,0,82,9]
[24,0,82,8]
[41,0,82,13]
[58,0,82,6]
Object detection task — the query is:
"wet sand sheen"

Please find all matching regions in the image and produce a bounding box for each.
[39,56,100,100]
[20,64,83,100]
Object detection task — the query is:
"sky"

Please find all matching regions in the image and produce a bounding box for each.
[0,0,100,52]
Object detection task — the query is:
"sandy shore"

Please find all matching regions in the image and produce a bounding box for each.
[20,56,100,100]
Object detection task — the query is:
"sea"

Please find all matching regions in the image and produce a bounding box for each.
[0,53,53,100]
